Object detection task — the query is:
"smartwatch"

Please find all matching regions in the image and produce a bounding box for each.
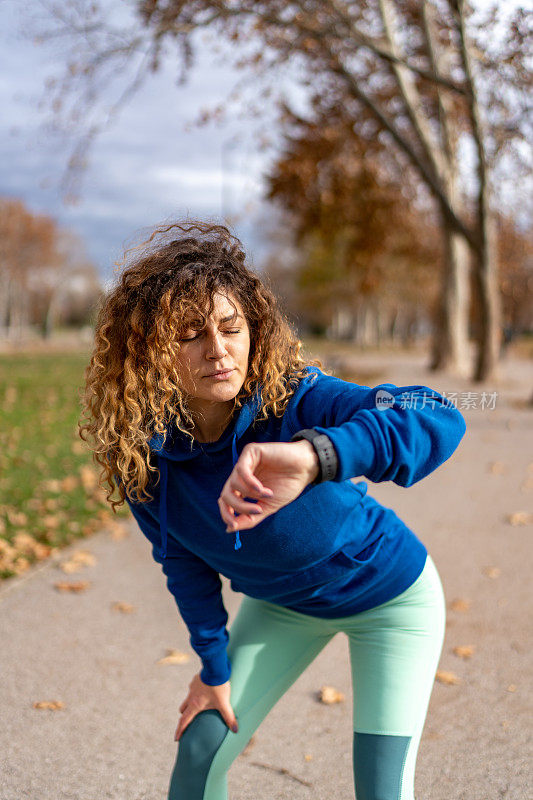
[290,428,338,485]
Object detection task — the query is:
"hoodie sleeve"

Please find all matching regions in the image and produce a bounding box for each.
[290,370,466,487]
[126,497,232,686]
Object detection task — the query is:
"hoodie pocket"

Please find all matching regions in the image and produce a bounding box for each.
[339,533,386,566]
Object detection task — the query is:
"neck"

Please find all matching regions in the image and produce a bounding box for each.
[188,399,235,443]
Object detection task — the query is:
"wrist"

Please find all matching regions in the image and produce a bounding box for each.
[292,439,320,485]
[289,428,338,484]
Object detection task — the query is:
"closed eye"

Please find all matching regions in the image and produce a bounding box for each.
[179,328,241,342]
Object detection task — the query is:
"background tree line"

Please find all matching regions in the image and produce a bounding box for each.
[35,0,531,381]
[261,106,531,351]
[0,198,102,342]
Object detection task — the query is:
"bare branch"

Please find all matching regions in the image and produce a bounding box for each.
[327,54,476,249]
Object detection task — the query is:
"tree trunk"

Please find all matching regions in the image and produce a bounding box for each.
[43,289,61,339]
[0,270,10,337]
[429,219,471,377]
[472,210,501,381]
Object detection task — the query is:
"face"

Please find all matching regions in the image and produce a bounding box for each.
[175,291,251,410]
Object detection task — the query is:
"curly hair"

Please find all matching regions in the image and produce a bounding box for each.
[78,219,322,510]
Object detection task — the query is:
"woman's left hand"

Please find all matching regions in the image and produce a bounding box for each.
[217,440,320,532]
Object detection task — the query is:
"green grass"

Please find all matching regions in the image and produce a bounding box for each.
[0,350,129,581]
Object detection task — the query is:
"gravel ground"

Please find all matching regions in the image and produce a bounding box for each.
[1,350,531,800]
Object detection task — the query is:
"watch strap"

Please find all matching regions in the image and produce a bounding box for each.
[289,428,338,484]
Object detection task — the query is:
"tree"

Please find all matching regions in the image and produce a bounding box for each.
[0,199,58,340]
[495,214,533,343]
[35,0,532,379]
[0,198,101,340]
[265,106,439,346]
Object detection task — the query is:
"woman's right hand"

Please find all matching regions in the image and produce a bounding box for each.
[174,671,238,742]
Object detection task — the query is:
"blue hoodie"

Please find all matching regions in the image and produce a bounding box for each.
[125,366,466,685]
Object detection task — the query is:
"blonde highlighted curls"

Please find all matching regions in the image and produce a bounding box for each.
[78,219,322,511]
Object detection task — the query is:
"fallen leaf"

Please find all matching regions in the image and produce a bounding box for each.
[60,475,79,492]
[43,498,59,511]
[82,522,98,535]
[67,521,81,533]
[304,754,313,762]
[318,685,345,704]
[71,550,96,566]
[435,670,460,685]
[521,474,533,491]
[59,560,83,574]
[54,580,91,593]
[71,441,86,455]
[79,465,98,491]
[506,684,517,692]
[108,521,130,540]
[449,598,470,612]
[33,700,65,710]
[507,511,533,526]
[6,509,28,526]
[111,601,135,614]
[59,550,96,572]
[12,557,30,574]
[241,735,256,756]
[14,534,51,561]
[488,461,506,475]
[482,566,501,579]
[41,479,61,493]
[157,649,191,666]
[452,645,475,659]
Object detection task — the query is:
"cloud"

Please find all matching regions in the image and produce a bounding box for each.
[0,2,272,280]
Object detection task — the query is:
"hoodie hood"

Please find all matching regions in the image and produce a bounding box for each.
[147,386,263,558]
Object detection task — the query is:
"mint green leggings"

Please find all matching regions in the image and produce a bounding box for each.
[168,553,445,799]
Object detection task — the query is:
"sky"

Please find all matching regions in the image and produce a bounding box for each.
[1,1,279,283]
[1,0,530,284]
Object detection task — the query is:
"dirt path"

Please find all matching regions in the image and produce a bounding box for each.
[0,350,531,799]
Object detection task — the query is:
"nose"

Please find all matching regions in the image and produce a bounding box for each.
[206,331,228,360]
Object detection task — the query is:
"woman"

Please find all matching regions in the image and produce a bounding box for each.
[80,220,466,800]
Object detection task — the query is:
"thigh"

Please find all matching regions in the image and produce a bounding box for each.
[342,554,446,800]
[345,554,446,736]
[226,594,335,733]
[199,595,335,798]
[169,596,334,800]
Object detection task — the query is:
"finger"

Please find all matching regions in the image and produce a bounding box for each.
[233,473,272,499]
[225,512,265,533]
[179,699,188,713]
[219,704,239,734]
[217,497,263,525]
[223,491,263,517]
[219,495,266,530]
[234,455,273,497]
[175,710,196,742]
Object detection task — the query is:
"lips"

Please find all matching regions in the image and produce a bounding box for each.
[205,368,234,377]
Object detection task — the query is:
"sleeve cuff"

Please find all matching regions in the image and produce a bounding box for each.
[313,416,378,483]
[200,649,232,686]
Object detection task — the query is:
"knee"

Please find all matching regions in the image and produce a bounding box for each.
[178,709,229,768]
[168,710,229,800]
[353,731,413,800]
